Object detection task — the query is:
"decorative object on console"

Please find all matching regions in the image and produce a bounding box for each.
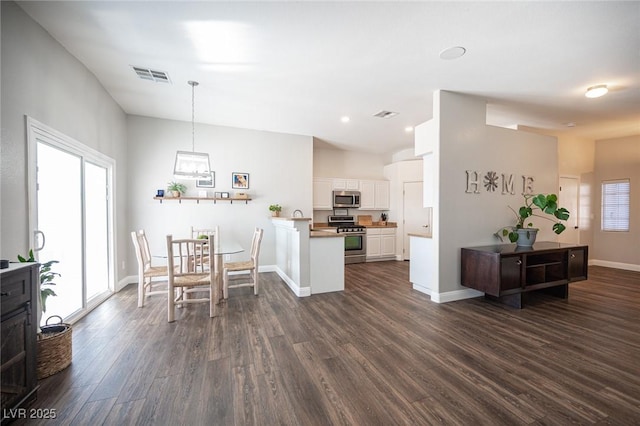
[495,193,570,247]
[173,81,211,179]
[167,181,187,197]
[232,172,250,189]
[269,204,282,217]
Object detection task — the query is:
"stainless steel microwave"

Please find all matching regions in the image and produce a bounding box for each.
[333,190,361,208]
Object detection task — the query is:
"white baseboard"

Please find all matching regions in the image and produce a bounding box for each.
[117,275,137,292]
[413,283,484,304]
[589,260,640,272]
[273,266,311,297]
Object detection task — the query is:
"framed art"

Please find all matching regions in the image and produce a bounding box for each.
[196,172,215,188]
[232,172,249,189]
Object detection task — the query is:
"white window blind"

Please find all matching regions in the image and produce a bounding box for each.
[601,179,630,232]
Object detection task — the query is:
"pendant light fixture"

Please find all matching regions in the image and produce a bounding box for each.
[173,80,211,179]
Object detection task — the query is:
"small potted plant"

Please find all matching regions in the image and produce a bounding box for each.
[269,204,282,217]
[167,181,187,197]
[495,193,570,246]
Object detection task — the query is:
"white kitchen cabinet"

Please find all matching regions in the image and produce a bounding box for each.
[360,180,390,210]
[333,179,359,190]
[313,178,333,210]
[381,232,396,257]
[366,227,396,261]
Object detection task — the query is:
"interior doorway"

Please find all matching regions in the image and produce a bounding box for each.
[558,176,580,244]
[403,181,431,260]
[27,118,115,324]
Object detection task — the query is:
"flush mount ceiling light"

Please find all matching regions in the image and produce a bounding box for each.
[373,110,399,119]
[173,81,211,179]
[439,46,466,60]
[585,84,608,98]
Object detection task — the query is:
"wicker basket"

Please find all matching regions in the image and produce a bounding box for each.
[37,315,72,379]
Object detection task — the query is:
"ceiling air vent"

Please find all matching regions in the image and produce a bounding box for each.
[132,66,171,83]
[373,110,399,119]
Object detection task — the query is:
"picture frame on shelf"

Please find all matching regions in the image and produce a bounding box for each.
[196,172,215,188]
[221,192,230,199]
[232,172,249,189]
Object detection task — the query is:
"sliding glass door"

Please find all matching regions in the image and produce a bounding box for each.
[28,118,115,324]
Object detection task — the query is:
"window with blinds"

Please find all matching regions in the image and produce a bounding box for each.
[601,179,630,232]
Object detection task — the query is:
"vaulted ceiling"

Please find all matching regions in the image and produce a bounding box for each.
[18,1,640,155]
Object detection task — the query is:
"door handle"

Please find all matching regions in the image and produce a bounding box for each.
[34,230,46,251]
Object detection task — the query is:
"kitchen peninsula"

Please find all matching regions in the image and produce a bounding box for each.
[272,217,344,296]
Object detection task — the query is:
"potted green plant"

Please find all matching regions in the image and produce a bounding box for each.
[18,249,59,315]
[269,204,282,217]
[167,181,187,197]
[17,250,72,379]
[495,193,570,246]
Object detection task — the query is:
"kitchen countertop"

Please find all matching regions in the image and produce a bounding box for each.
[310,229,344,238]
[312,222,398,229]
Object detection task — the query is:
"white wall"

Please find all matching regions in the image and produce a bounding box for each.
[127,116,313,271]
[592,135,640,269]
[0,2,129,280]
[417,91,560,299]
[313,148,387,179]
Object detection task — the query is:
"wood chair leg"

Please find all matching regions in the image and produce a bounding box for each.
[168,284,175,322]
[254,270,259,295]
[137,272,145,308]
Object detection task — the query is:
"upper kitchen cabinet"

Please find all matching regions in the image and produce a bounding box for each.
[360,180,390,210]
[332,178,360,190]
[313,178,334,210]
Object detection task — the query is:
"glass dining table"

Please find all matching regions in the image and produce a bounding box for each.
[155,239,244,304]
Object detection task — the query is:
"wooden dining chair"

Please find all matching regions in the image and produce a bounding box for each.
[131,230,168,308]
[190,225,219,263]
[166,235,215,322]
[223,227,264,299]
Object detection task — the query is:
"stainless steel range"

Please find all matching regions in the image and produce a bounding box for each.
[328,215,366,264]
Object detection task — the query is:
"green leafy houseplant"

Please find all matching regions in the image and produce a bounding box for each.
[269,204,282,217]
[167,181,187,196]
[495,193,570,243]
[18,249,60,313]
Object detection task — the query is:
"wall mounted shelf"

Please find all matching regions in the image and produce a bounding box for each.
[153,196,252,204]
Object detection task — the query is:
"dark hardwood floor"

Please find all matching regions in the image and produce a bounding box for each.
[14,263,640,425]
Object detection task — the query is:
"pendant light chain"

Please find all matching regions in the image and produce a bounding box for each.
[189,80,199,153]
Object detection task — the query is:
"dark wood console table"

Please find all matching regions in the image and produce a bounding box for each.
[1,263,39,422]
[461,242,588,308]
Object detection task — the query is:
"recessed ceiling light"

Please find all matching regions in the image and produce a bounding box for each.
[565,122,576,128]
[405,126,414,132]
[585,84,608,98]
[341,116,350,123]
[439,46,466,60]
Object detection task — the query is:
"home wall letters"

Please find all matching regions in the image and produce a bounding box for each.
[466,170,534,195]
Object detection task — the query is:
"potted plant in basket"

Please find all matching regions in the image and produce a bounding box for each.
[494,193,570,247]
[167,181,187,197]
[18,250,72,379]
[269,204,282,217]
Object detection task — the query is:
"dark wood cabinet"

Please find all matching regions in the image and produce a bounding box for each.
[461,242,589,308]
[1,263,39,421]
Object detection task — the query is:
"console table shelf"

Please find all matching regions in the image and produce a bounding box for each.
[461,242,588,308]
[153,196,251,204]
